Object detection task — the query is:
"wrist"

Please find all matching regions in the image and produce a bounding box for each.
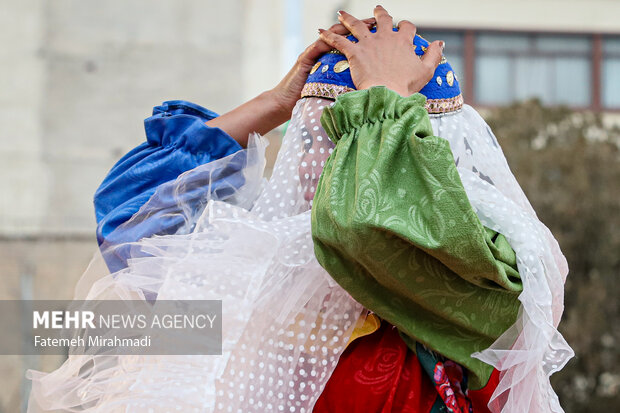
[264,88,295,125]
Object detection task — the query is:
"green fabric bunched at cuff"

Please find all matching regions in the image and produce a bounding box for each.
[311,86,522,389]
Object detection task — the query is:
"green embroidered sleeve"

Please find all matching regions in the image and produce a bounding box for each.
[311,87,522,389]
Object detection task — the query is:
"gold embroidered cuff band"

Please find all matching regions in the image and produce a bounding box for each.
[301,82,464,114]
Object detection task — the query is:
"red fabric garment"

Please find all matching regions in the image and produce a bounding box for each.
[313,322,437,413]
[314,321,501,413]
[467,368,500,413]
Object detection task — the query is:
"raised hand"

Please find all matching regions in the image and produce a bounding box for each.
[318,5,444,97]
[272,17,377,116]
[206,17,376,147]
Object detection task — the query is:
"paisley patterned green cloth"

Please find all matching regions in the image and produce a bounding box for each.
[311,87,522,389]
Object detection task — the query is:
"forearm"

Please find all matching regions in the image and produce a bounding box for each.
[205,90,290,147]
[204,17,379,148]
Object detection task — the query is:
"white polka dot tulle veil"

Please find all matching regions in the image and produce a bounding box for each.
[27,95,572,413]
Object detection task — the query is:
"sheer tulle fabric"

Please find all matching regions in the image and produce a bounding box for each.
[27,98,572,413]
[429,106,573,413]
[28,98,364,413]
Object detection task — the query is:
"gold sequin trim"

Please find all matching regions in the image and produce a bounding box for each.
[446,71,455,87]
[334,60,350,73]
[426,93,464,114]
[310,62,321,74]
[301,82,463,114]
[301,82,355,99]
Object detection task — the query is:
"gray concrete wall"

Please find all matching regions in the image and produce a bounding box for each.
[0,1,248,411]
[1,0,244,237]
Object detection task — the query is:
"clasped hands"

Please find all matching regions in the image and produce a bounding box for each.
[207,5,443,146]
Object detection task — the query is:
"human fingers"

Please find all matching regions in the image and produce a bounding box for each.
[420,40,445,74]
[318,28,356,57]
[337,10,372,39]
[361,17,378,27]
[299,38,333,64]
[396,20,416,42]
[374,5,393,33]
[302,18,376,64]
[327,17,376,36]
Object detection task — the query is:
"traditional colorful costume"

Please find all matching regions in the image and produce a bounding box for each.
[27,34,572,413]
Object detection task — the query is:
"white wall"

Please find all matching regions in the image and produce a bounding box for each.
[346,0,620,33]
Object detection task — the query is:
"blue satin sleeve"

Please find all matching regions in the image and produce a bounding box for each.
[94,100,243,253]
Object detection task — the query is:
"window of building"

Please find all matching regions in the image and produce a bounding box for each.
[603,36,620,109]
[420,29,620,111]
[475,33,591,106]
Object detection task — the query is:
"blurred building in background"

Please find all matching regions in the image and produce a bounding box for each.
[365,1,620,111]
[1,0,618,412]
